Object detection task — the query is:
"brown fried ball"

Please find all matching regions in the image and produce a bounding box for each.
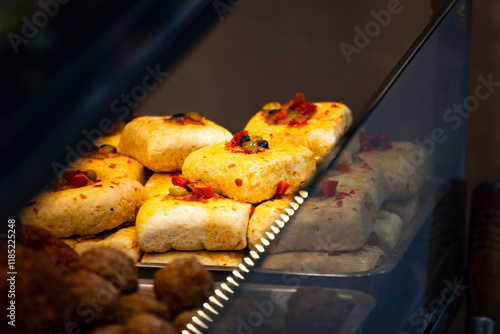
[0,244,74,334]
[64,269,122,330]
[284,286,351,334]
[120,289,171,322]
[122,313,177,334]
[173,308,202,333]
[80,246,138,294]
[154,257,214,315]
[21,224,81,274]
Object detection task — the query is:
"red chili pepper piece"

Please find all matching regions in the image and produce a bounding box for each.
[366,231,380,246]
[273,109,288,120]
[303,102,318,113]
[291,92,306,107]
[290,92,317,113]
[188,182,216,199]
[235,178,243,187]
[321,180,339,197]
[290,92,317,114]
[63,170,89,188]
[228,130,249,148]
[275,181,290,196]
[338,162,350,172]
[172,174,190,188]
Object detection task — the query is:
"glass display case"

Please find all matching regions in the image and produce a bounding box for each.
[139,1,470,333]
[0,0,470,333]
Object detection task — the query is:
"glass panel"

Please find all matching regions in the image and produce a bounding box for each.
[197,0,469,333]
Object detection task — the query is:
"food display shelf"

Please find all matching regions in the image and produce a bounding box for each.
[137,177,439,280]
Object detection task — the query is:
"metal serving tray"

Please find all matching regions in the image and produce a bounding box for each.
[136,178,442,282]
[252,179,443,279]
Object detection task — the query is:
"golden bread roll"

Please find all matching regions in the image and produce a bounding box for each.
[143,172,177,199]
[67,226,143,261]
[182,141,315,204]
[20,179,145,238]
[247,197,293,249]
[136,196,252,252]
[70,153,147,184]
[245,93,352,162]
[119,115,232,172]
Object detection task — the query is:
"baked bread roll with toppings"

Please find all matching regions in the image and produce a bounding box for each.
[20,172,145,238]
[119,114,232,172]
[244,92,352,163]
[143,172,177,199]
[182,130,316,204]
[136,196,252,253]
[66,225,143,261]
[323,159,391,211]
[249,160,389,254]
[141,250,244,267]
[260,244,385,274]
[69,146,148,185]
[268,181,377,254]
[136,174,252,252]
[356,137,428,200]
